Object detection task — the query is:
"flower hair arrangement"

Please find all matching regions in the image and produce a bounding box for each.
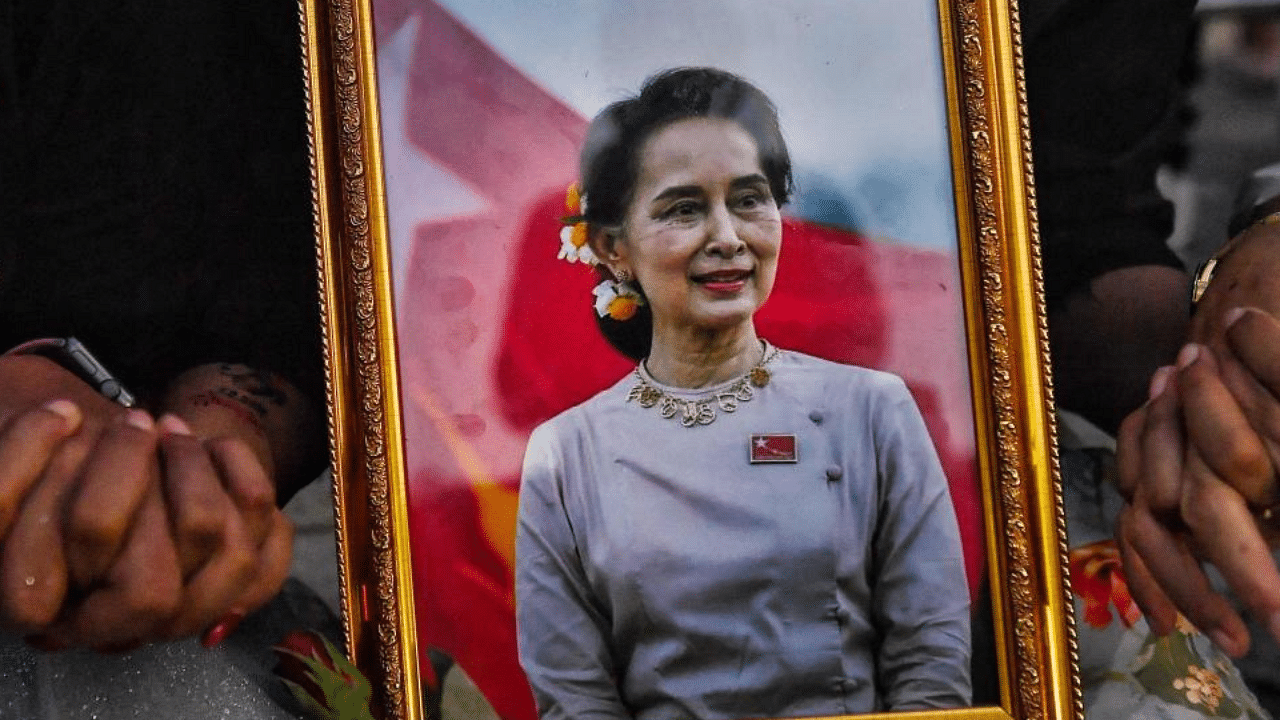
[557,182,597,266]
[592,280,643,322]
[558,182,645,322]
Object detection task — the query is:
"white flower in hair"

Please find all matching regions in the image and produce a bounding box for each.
[558,224,598,265]
[592,279,644,321]
[557,182,598,265]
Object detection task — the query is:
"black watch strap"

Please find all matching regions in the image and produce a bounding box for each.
[5,337,137,407]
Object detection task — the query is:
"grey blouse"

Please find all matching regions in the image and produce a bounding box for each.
[516,348,971,719]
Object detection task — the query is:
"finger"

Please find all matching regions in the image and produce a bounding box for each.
[203,510,294,646]
[1215,354,1280,493]
[0,426,95,631]
[234,510,293,613]
[40,487,183,650]
[162,504,257,640]
[0,400,83,532]
[173,509,293,641]
[1226,307,1280,399]
[1178,344,1275,506]
[1115,507,1178,635]
[1138,368,1186,514]
[1124,491,1250,656]
[1216,342,1280,419]
[157,416,236,578]
[63,410,159,587]
[1216,309,1280,481]
[207,438,276,545]
[1182,451,1280,650]
[1116,369,1174,501]
[1116,408,1144,501]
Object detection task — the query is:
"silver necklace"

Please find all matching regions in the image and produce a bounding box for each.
[627,343,778,427]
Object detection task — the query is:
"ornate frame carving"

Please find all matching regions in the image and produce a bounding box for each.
[300,0,1080,718]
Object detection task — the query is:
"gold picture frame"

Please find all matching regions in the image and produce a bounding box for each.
[300,0,1079,719]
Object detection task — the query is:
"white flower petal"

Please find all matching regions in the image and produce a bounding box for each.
[592,280,617,317]
[558,233,579,262]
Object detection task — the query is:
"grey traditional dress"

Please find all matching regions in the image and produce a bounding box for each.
[516,347,971,720]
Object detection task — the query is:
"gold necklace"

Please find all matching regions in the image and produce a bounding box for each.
[627,343,778,427]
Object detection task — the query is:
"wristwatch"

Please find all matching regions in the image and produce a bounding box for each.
[4,337,137,407]
[1192,210,1280,309]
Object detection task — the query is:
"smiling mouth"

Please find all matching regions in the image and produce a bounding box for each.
[692,269,752,293]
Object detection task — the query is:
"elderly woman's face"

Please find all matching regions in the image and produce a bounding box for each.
[613,117,782,340]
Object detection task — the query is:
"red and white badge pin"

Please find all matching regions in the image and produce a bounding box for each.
[749,433,797,463]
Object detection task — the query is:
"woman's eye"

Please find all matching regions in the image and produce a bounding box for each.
[663,201,701,219]
[735,191,768,210]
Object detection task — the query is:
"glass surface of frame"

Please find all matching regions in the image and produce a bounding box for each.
[301,0,1080,719]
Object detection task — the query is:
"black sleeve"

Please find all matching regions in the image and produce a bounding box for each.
[0,0,322,410]
[1021,0,1194,309]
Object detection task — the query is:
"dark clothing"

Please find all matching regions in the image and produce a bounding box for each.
[1022,0,1194,308]
[0,0,321,407]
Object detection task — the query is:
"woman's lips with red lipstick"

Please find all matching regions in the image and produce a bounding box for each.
[692,269,752,292]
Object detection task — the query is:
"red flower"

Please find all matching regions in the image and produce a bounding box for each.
[1069,540,1142,629]
[273,630,378,720]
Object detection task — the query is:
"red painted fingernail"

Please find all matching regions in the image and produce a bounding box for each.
[201,611,246,648]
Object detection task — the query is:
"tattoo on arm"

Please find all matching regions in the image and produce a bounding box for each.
[216,364,289,408]
[186,365,293,430]
[190,390,265,432]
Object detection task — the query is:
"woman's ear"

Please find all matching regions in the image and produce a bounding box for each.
[588,225,626,270]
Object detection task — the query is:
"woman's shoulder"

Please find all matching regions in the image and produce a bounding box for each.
[773,346,909,398]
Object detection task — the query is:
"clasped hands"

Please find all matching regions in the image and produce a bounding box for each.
[1116,304,1280,657]
[0,355,293,652]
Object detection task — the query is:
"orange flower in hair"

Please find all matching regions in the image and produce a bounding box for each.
[558,182,597,265]
[592,280,644,321]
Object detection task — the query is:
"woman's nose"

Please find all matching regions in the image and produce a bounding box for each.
[703,204,746,257]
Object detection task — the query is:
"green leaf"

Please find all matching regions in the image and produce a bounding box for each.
[276,634,376,720]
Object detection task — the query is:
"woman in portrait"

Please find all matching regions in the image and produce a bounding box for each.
[515,67,971,719]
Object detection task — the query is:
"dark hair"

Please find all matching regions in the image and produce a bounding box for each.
[581,67,793,360]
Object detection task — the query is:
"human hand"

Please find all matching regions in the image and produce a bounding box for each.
[0,355,153,636]
[151,362,312,642]
[1181,220,1280,519]
[1116,347,1278,657]
[0,355,295,650]
[1193,307,1280,516]
[1116,307,1280,656]
[155,426,294,644]
[25,416,294,651]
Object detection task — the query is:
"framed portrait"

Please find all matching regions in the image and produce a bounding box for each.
[301,0,1079,719]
